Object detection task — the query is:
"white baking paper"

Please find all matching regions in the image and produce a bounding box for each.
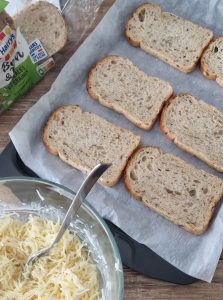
[9,0,223,282]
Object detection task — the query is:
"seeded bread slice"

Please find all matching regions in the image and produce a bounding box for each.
[200,37,223,87]
[14,1,67,57]
[160,93,223,172]
[43,105,141,186]
[125,147,223,235]
[87,56,173,130]
[125,3,213,73]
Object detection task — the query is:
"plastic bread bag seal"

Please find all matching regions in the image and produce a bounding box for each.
[0,0,103,114]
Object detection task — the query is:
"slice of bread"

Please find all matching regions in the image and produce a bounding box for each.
[14,1,67,57]
[160,93,223,172]
[200,37,223,87]
[43,105,141,186]
[87,56,173,130]
[125,146,223,235]
[125,3,213,73]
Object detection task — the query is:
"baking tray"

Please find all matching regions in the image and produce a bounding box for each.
[0,142,197,284]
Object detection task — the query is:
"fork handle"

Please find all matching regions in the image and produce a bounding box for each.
[49,163,111,247]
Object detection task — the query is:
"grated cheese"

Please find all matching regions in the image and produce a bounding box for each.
[0,216,100,300]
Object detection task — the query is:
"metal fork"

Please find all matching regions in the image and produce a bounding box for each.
[23,163,111,274]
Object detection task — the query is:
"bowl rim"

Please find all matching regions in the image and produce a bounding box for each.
[0,176,124,299]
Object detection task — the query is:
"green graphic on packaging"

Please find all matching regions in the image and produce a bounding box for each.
[0,26,46,113]
[0,1,8,13]
[0,56,43,110]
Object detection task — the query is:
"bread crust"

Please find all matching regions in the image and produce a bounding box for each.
[43,105,69,156]
[125,3,213,73]
[124,146,161,200]
[87,55,173,130]
[160,93,223,172]
[43,105,141,187]
[87,55,120,102]
[200,36,223,87]
[125,3,158,48]
[125,146,223,235]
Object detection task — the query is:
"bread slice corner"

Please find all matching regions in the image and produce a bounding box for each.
[87,55,120,101]
[125,3,162,48]
[160,92,190,137]
[200,36,223,87]
[42,105,71,156]
[124,146,161,200]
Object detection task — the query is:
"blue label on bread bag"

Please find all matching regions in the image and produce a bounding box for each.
[29,39,48,63]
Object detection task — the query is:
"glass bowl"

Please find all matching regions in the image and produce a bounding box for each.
[0,177,124,299]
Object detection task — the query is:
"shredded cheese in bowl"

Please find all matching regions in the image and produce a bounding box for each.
[0,215,100,300]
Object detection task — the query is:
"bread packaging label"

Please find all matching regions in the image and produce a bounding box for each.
[0,2,55,114]
[29,39,49,64]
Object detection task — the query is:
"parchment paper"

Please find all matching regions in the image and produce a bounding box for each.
[9,0,223,282]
